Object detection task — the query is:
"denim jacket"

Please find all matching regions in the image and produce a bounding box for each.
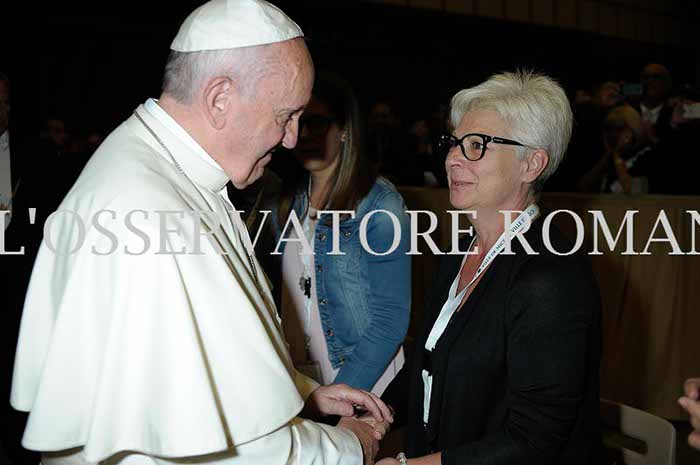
[269,177,411,391]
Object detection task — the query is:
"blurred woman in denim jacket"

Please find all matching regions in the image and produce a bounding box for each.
[268,73,410,394]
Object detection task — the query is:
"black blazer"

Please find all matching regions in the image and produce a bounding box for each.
[2,128,42,465]
[383,217,602,465]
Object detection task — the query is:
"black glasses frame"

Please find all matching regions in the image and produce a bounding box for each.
[438,132,531,161]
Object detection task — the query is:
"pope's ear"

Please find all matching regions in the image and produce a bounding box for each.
[202,77,233,130]
[522,148,549,184]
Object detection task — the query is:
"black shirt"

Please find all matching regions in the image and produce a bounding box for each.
[383,217,602,465]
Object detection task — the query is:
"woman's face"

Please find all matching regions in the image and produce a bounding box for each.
[445,110,530,211]
[603,125,636,156]
[294,95,345,176]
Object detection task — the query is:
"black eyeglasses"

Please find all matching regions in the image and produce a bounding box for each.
[437,132,532,161]
[299,114,333,136]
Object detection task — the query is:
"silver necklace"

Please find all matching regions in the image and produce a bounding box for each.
[134,110,260,285]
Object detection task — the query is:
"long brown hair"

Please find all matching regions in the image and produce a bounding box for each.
[278,72,376,227]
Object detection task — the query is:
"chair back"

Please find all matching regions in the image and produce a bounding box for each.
[600,398,676,465]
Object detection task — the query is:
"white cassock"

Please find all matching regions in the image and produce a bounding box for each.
[10,99,362,465]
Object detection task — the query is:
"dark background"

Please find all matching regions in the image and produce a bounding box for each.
[2,2,699,464]
[38,0,700,135]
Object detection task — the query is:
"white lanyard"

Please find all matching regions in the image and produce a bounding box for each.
[421,204,539,424]
[424,204,539,351]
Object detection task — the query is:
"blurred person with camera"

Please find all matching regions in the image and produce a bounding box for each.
[636,63,674,145]
[577,105,654,194]
[648,84,700,195]
[548,81,623,192]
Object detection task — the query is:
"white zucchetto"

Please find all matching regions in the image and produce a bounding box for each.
[171,0,304,52]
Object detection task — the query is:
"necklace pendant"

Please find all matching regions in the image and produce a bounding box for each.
[299,276,311,298]
[304,277,312,298]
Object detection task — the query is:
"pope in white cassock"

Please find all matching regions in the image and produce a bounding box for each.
[10,1,393,464]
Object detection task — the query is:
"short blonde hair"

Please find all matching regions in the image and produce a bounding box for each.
[604,105,642,140]
[450,70,573,189]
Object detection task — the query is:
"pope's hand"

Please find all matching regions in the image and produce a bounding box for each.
[338,416,380,465]
[304,384,394,424]
[679,377,700,450]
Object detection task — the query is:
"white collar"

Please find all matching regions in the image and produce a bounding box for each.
[134,103,229,193]
[639,103,664,122]
[0,130,9,149]
[144,98,223,173]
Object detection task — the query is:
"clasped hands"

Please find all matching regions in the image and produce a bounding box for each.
[303,384,394,465]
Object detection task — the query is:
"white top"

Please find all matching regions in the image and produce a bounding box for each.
[11,103,361,465]
[421,251,470,424]
[282,206,339,385]
[0,130,12,227]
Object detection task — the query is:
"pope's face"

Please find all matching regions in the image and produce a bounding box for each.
[225,39,314,189]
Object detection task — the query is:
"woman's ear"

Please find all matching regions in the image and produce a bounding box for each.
[522,149,549,184]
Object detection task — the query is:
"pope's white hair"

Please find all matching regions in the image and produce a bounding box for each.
[162,45,276,104]
[449,70,573,190]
